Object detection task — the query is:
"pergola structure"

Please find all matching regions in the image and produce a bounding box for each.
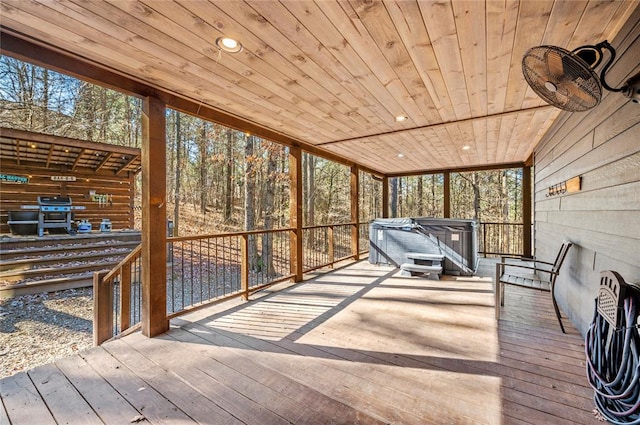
[0,1,639,339]
[0,127,141,233]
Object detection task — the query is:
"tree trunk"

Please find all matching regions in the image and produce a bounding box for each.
[199,122,208,221]
[41,68,49,131]
[390,177,398,218]
[472,173,481,221]
[244,135,258,270]
[262,145,278,276]
[224,129,234,222]
[416,175,423,216]
[173,111,182,236]
[431,175,437,215]
[305,154,316,226]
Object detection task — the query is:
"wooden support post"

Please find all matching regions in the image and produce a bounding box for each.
[119,262,131,332]
[141,96,168,338]
[522,165,532,258]
[93,271,112,346]
[443,172,451,218]
[328,225,335,267]
[350,165,359,260]
[382,176,389,218]
[241,234,249,300]
[289,146,303,282]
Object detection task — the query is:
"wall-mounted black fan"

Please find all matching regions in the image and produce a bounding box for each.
[522,40,640,112]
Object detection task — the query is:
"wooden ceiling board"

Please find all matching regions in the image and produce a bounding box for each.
[485,0,519,115]
[283,1,409,125]
[244,1,398,134]
[0,0,636,176]
[503,0,555,112]
[418,0,471,121]
[204,1,384,133]
[35,2,330,141]
[384,0,456,122]
[339,0,443,125]
[451,0,488,118]
[147,0,370,138]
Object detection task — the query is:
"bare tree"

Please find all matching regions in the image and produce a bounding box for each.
[224,129,234,222]
[244,134,258,270]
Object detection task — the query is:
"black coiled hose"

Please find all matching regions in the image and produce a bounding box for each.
[586,288,640,424]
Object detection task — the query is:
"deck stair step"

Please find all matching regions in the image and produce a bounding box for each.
[0,231,140,297]
[400,252,444,279]
[400,263,443,278]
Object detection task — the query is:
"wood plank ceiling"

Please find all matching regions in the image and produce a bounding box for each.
[0,127,142,177]
[0,1,637,176]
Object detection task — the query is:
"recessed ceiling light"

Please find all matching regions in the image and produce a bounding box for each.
[216,36,243,53]
[397,153,404,158]
[30,144,37,149]
[462,145,471,150]
[395,115,408,122]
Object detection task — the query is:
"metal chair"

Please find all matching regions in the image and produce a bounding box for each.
[494,240,573,333]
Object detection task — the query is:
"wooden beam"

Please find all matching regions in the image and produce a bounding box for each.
[443,172,451,218]
[289,146,303,282]
[382,176,389,218]
[522,166,532,258]
[350,165,359,260]
[95,152,114,173]
[141,96,168,338]
[115,155,140,176]
[316,106,555,147]
[45,144,55,168]
[70,149,85,171]
[0,127,141,156]
[389,161,525,178]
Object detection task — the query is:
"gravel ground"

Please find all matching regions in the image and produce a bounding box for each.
[0,288,93,379]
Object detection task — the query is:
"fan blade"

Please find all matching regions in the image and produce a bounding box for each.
[546,50,565,78]
[566,78,599,105]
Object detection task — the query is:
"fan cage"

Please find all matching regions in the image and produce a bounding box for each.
[522,45,602,112]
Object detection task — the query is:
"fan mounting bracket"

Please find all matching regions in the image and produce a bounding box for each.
[623,73,640,104]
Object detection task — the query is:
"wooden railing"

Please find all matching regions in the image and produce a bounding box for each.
[477,222,528,257]
[166,228,294,318]
[94,222,371,345]
[93,244,142,345]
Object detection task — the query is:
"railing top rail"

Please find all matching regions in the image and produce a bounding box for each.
[102,244,142,282]
[303,222,358,230]
[168,227,294,243]
[479,222,525,225]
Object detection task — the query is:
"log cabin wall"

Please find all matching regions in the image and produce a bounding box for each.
[0,128,140,234]
[0,166,135,234]
[533,10,640,335]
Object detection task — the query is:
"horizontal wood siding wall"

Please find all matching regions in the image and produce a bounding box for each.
[533,8,640,335]
[1,164,135,234]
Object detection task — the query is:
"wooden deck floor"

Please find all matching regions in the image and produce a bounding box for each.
[1,260,598,424]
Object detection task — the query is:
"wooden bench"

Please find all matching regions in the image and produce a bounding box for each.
[495,240,573,333]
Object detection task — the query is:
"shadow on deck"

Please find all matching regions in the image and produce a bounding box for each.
[0,259,597,424]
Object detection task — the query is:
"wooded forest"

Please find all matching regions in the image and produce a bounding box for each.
[0,56,524,238]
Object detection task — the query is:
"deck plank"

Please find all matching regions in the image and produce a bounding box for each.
[100,337,244,425]
[0,372,56,425]
[80,347,196,424]
[27,363,103,425]
[55,354,144,424]
[0,259,601,425]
